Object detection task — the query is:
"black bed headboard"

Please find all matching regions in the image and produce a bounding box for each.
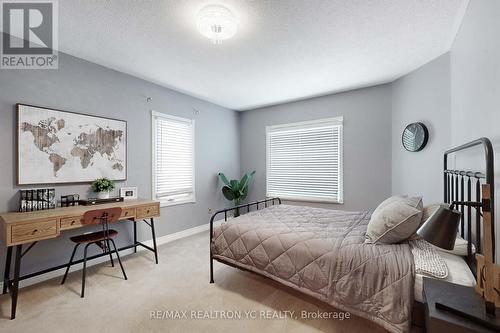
[443,137,495,272]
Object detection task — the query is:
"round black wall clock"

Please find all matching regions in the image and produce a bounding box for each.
[402,122,428,152]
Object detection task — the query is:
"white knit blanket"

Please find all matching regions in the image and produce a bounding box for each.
[409,239,448,278]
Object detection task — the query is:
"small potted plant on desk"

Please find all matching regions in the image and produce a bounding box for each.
[91,178,115,200]
[218,171,255,217]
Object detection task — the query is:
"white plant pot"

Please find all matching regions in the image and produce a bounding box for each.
[97,192,110,200]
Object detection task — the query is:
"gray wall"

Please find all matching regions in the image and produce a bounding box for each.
[0,51,240,274]
[240,84,393,212]
[449,0,500,259]
[391,54,451,203]
[390,0,500,258]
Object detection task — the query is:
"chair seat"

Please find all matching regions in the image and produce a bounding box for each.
[70,229,119,244]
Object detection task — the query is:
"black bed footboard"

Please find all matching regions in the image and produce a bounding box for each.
[209,197,281,283]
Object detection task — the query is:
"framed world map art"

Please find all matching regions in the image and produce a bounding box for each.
[17,104,127,185]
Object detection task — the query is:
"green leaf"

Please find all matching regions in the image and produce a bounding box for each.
[240,174,249,189]
[222,186,235,201]
[239,171,255,191]
[230,179,239,191]
[241,186,249,200]
[218,172,231,187]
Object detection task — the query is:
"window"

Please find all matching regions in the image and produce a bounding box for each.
[152,111,195,206]
[266,117,343,203]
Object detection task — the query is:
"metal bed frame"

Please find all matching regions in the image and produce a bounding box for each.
[443,137,495,274]
[209,197,281,283]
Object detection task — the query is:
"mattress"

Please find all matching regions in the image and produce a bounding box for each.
[414,251,476,302]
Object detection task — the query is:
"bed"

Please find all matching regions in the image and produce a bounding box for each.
[209,138,495,333]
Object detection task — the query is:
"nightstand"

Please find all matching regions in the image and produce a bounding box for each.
[423,277,500,333]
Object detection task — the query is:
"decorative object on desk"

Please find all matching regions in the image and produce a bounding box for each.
[218,170,256,217]
[78,197,124,206]
[19,188,55,212]
[91,178,115,199]
[120,187,138,200]
[16,104,127,185]
[60,194,80,207]
[402,122,428,152]
[417,184,500,321]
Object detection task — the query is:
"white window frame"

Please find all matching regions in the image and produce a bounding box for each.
[151,111,196,207]
[266,116,343,204]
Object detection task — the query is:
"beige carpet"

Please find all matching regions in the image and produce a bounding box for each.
[0,231,389,333]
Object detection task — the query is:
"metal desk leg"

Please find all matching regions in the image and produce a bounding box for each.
[3,246,13,294]
[150,218,158,264]
[133,221,137,253]
[210,251,214,284]
[11,244,22,320]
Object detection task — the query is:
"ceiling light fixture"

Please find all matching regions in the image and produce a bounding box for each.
[196,4,237,44]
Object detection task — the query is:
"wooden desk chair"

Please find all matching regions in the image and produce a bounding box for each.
[61,207,128,297]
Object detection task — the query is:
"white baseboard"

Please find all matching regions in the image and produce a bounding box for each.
[0,220,223,291]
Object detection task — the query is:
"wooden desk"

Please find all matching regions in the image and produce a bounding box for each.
[0,199,160,320]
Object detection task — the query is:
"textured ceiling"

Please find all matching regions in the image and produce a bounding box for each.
[58,0,469,110]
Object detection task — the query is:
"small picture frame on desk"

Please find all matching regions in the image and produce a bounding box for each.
[120,187,138,200]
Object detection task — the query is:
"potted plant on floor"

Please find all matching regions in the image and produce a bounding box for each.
[91,178,115,199]
[218,171,256,217]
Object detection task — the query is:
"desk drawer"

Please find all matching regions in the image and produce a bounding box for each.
[136,204,160,219]
[60,216,84,230]
[11,219,58,244]
[121,208,135,219]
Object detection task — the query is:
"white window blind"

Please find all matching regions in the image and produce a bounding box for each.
[152,111,195,206]
[266,117,343,203]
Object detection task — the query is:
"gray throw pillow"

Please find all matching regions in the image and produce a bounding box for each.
[421,203,447,222]
[365,195,423,244]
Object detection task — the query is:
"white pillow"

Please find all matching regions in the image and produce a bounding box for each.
[433,236,476,256]
[365,195,423,244]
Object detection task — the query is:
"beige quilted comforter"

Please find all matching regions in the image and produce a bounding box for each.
[211,205,415,333]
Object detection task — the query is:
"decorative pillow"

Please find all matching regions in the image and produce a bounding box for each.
[365,196,423,244]
[433,235,476,256]
[410,239,448,278]
[373,195,408,211]
[421,203,447,221]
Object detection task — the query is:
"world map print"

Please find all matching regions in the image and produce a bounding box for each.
[17,105,126,185]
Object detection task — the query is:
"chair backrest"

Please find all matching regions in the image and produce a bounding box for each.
[83,207,122,226]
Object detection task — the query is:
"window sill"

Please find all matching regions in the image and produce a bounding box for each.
[267,195,343,205]
[159,199,196,208]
